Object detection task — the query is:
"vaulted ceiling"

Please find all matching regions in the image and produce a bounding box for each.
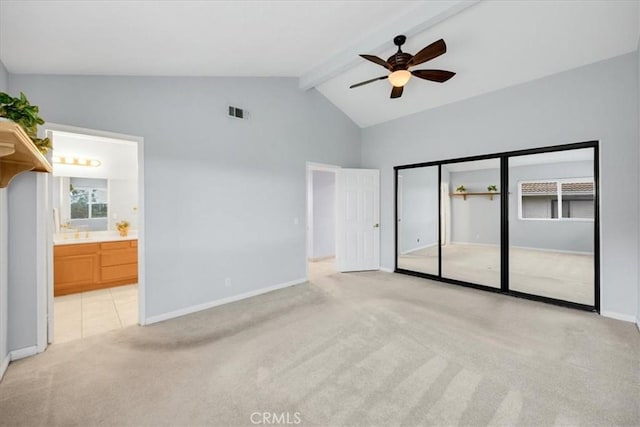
[1,1,638,128]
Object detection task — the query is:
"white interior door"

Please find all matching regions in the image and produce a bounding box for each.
[336,168,380,272]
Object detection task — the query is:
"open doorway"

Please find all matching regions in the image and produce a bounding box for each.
[46,127,143,344]
[306,163,338,280]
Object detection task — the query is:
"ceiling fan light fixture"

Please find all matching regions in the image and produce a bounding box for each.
[351,37,452,98]
[388,70,411,87]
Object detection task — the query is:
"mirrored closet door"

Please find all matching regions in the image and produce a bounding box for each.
[396,166,439,276]
[394,142,599,311]
[508,147,596,306]
[441,159,501,288]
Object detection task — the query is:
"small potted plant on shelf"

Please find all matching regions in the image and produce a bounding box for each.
[116,220,130,237]
[455,185,468,200]
[487,184,498,200]
[0,91,51,154]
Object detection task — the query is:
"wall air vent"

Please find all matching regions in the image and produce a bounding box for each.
[228,106,246,119]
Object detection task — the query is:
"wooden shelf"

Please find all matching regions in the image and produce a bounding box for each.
[0,121,52,188]
[450,192,501,200]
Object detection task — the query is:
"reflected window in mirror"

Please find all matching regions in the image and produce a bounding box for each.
[66,177,109,231]
[519,178,594,221]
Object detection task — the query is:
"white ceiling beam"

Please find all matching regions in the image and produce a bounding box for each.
[298,0,481,90]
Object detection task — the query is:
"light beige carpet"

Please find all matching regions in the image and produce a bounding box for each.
[0,269,637,426]
[398,244,594,305]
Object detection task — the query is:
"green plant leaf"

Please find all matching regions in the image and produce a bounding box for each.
[0,91,49,154]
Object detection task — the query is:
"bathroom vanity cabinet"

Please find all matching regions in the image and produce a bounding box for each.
[54,239,138,296]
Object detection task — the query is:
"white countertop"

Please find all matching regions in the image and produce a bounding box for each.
[54,230,138,245]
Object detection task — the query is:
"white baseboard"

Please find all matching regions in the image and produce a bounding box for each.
[510,245,592,256]
[0,353,9,381]
[9,345,38,361]
[600,311,637,323]
[308,255,335,262]
[449,242,592,256]
[145,277,308,325]
[449,241,499,248]
[379,267,394,273]
[400,243,437,255]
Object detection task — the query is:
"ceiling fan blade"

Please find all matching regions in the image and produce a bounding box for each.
[411,69,456,83]
[349,76,388,89]
[390,86,403,99]
[360,54,390,70]
[407,39,446,67]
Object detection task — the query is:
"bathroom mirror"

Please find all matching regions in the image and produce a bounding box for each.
[52,175,138,232]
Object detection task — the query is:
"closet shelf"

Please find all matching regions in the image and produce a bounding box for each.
[450,192,500,201]
[0,121,52,188]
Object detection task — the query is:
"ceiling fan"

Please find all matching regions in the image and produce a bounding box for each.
[350,35,455,99]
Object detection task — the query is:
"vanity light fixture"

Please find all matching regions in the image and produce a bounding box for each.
[52,156,102,167]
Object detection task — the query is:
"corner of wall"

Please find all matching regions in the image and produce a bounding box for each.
[637,32,640,329]
[0,58,9,378]
[0,61,8,92]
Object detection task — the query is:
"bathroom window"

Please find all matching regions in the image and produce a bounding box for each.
[519,179,594,220]
[70,178,108,219]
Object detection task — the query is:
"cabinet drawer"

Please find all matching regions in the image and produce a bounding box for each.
[54,243,100,257]
[101,248,137,267]
[101,241,132,251]
[101,263,138,282]
[130,240,138,248]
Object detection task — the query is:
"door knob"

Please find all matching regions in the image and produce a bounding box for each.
[373,223,380,228]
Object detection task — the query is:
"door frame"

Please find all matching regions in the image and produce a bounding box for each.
[394,140,600,313]
[305,162,340,278]
[37,123,146,351]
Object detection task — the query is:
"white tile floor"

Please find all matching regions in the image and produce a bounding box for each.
[54,284,138,344]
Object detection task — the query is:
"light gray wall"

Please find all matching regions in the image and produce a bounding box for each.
[448,168,501,246]
[7,73,361,341]
[448,161,594,253]
[362,52,639,318]
[637,35,640,325]
[399,166,438,253]
[0,61,7,91]
[311,170,335,259]
[0,60,9,368]
[7,174,38,350]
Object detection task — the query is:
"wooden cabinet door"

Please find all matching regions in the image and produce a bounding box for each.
[54,254,99,296]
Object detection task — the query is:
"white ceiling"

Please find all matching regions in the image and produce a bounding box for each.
[0,0,420,77]
[1,1,638,128]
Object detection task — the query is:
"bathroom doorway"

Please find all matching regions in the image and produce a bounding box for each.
[306,163,338,280]
[38,124,145,347]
